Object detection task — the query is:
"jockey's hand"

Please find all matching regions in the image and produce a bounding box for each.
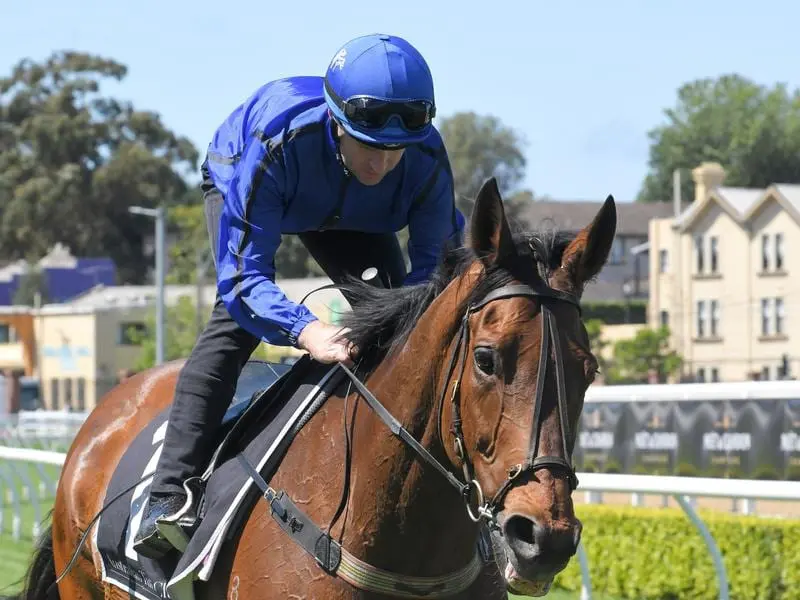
[297,320,358,366]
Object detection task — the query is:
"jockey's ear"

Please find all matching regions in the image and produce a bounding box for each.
[468,177,515,266]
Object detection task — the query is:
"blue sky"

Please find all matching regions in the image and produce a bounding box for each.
[4,0,799,203]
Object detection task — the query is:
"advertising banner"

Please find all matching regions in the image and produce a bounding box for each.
[573,396,800,481]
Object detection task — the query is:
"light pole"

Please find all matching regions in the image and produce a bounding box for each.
[129,205,166,365]
[622,280,634,324]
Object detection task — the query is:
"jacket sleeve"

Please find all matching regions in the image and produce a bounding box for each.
[215,135,318,346]
[404,150,466,286]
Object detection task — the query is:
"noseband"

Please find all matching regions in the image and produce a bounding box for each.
[437,283,581,524]
[338,280,581,529]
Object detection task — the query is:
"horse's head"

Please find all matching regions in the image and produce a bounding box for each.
[439,178,616,596]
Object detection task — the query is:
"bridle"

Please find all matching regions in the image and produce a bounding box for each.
[437,282,581,525]
[338,278,582,530]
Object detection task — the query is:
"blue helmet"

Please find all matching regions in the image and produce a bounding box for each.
[324,34,437,148]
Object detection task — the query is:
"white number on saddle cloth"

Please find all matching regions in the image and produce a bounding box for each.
[125,420,169,561]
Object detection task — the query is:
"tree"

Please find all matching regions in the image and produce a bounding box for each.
[131,295,277,370]
[130,295,199,370]
[637,74,800,203]
[584,318,609,375]
[11,262,49,306]
[608,326,682,384]
[0,51,199,283]
[438,112,534,223]
[166,202,325,283]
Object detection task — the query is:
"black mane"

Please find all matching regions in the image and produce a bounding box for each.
[336,228,576,368]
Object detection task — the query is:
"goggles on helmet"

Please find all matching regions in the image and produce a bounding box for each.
[324,79,435,133]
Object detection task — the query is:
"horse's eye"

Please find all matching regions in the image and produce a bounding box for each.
[473,346,496,376]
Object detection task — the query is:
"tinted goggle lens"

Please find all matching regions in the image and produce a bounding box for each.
[343,98,434,131]
[326,80,435,132]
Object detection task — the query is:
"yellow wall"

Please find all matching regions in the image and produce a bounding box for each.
[36,310,97,410]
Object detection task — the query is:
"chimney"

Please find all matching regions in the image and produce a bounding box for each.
[673,169,682,218]
[691,162,726,204]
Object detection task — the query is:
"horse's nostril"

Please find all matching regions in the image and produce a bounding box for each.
[503,515,539,559]
[502,515,581,565]
[506,515,535,545]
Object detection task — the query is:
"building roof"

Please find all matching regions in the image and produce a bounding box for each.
[0,244,117,305]
[64,277,342,310]
[675,184,800,230]
[518,199,687,237]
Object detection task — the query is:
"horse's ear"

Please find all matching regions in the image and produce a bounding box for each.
[468,177,515,265]
[560,195,617,292]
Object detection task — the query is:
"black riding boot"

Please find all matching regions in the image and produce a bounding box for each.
[132,296,260,559]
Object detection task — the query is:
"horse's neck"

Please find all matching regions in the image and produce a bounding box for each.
[341,278,479,575]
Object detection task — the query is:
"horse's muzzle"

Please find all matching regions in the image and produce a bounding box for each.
[491,512,582,595]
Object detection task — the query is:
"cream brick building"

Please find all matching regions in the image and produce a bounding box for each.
[649,162,799,382]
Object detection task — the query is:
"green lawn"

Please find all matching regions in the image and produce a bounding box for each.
[0,458,58,595]
[0,533,40,596]
[0,499,50,595]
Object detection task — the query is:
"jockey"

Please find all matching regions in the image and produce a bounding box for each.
[132,33,465,558]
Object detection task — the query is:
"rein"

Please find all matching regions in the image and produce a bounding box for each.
[53,276,583,599]
[234,277,582,598]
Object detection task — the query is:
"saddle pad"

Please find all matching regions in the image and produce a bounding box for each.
[95,359,344,600]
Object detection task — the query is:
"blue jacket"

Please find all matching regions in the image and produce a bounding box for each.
[205,76,465,347]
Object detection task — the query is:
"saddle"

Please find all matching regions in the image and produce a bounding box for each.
[155,356,314,552]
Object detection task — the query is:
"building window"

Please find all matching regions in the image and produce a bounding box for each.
[761,297,785,336]
[0,324,17,344]
[50,379,60,410]
[775,233,784,271]
[76,378,86,411]
[659,249,668,274]
[659,310,669,328]
[63,378,73,411]
[762,365,771,381]
[709,236,718,273]
[696,368,706,382]
[609,238,624,265]
[711,367,720,382]
[118,322,147,345]
[762,234,771,271]
[694,235,704,273]
[696,300,706,337]
[710,300,719,337]
[761,298,771,336]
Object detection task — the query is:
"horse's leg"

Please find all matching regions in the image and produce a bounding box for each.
[51,496,105,600]
[50,367,182,600]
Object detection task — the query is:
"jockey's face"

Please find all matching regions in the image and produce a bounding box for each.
[336,125,405,186]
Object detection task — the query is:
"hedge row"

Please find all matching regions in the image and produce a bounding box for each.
[552,505,800,600]
[582,301,647,325]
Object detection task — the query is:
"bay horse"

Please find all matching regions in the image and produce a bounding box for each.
[10,177,615,599]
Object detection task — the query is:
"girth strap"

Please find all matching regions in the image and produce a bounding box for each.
[236,453,487,599]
